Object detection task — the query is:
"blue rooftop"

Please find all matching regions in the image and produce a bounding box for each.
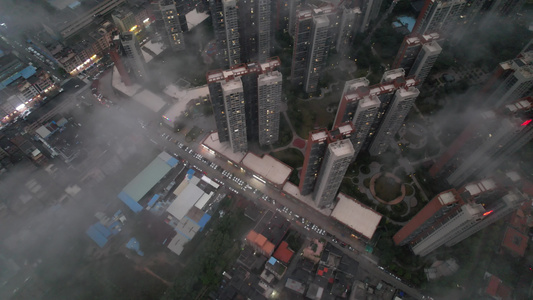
[118,191,143,213]
[198,213,211,231]
[86,226,108,248]
[268,257,277,265]
[0,65,37,90]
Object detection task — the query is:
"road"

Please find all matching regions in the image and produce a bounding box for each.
[93,69,426,299]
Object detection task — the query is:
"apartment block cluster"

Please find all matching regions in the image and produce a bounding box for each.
[0,53,55,122]
[208,57,283,151]
[394,173,529,257]
[30,0,202,77]
[389,0,533,258]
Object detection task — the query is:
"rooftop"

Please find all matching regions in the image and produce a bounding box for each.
[331,193,382,239]
[132,90,167,112]
[328,139,355,158]
[201,132,246,165]
[272,241,294,264]
[241,153,292,186]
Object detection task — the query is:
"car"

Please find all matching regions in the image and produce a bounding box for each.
[348,246,355,252]
[332,239,338,244]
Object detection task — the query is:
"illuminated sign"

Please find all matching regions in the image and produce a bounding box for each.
[521,119,532,126]
[482,210,493,216]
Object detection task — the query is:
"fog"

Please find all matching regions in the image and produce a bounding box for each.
[0,0,532,299]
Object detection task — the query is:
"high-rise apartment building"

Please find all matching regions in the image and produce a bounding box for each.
[305,15,330,93]
[361,0,383,32]
[221,78,248,153]
[209,0,240,67]
[334,71,419,157]
[223,0,240,67]
[290,10,314,90]
[336,7,362,55]
[430,98,533,187]
[300,129,330,195]
[466,0,526,26]
[291,6,337,93]
[313,139,355,208]
[394,177,526,256]
[484,51,533,107]
[369,86,420,156]
[412,0,467,36]
[350,94,381,158]
[110,35,132,86]
[210,0,228,66]
[238,0,271,62]
[257,71,282,146]
[207,58,282,151]
[394,189,465,246]
[408,40,442,86]
[153,0,186,52]
[299,124,354,197]
[119,32,148,81]
[112,7,137,33]
[393,32,441,76]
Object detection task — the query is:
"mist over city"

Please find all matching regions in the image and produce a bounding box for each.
[0,0,532,299]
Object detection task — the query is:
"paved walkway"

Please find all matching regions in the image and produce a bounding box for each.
[350,161,417,225]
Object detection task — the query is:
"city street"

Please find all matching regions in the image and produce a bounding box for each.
[92,69,425,299]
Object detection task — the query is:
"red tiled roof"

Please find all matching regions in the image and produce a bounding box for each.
[501,227,528,257]
[486,276,501,296]
[273,241,294,264]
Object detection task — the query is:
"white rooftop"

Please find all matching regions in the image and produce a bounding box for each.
[397,86,420,98]
[423,41,442,53]
[167,232,187,255]
[166,179,205,221]
[360,95,380,108]
[464,178,497,196]
[337,124,353,135]
[311,130,328,142]
[186,9,209,29]
[132,90,167,112]
[331,193,382,239]
[382,68,405,82]
[141,40,165,62]
[437,191,456,205]
[202,132,246,164]
[241,153,292,186]
[111,66,142,97]
[329,139,355,157]
[506,171,521,182]
[163,84,209,101]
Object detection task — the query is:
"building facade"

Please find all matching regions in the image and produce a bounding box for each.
[392,32,441,76]
[369,86,420,156]
[207,58,282,151]
[408,40,442,86]
[152,0,186,52]
[313,139,355,208]
[299,124,354,199]
[412,0,467,36]
[257,71,282,146]
[485,51,533,107]
[221,78,248,152]
[119,32,149,81]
